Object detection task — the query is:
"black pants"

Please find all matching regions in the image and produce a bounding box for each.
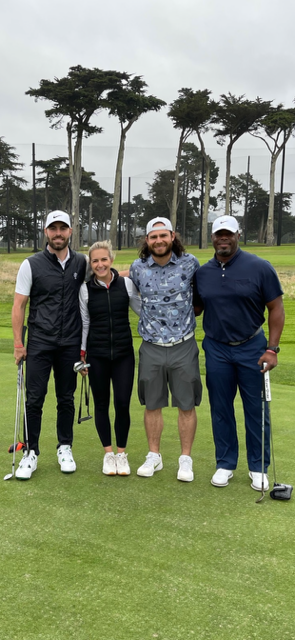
[88,352,135,448]
[25,344,80,455]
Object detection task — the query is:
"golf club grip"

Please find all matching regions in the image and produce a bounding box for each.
[19,326,27,366]
[263,363,271,401]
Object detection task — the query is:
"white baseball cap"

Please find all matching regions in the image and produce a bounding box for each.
[146,217,173,235]
[45,211,71,228]
[212,215,239,234]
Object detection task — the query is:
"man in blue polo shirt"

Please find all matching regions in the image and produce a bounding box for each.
[130,217,202,482]
[193,215,285,492]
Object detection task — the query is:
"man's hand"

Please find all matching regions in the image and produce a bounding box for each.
[258,351,277,373]
[14,345,27,365]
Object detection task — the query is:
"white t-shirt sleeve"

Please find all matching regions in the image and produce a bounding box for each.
[79,283,90,351]
[124,277,142,316]
[15,260,32,295]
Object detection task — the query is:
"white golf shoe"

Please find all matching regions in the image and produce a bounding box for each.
[177,455,194,482]
[102,452,117,475]
[15,450,37,480]
[137,452,163,477]
[116,453,131,476]
[211,468,233,487]
[57,445,76,473]
[249,471,269,491]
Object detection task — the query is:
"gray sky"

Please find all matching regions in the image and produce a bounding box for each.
[2,0,295,202]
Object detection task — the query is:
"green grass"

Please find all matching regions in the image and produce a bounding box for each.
[0,245,295,640]
[0,356,295,640]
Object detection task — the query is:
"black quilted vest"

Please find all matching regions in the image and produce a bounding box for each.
[27,247,86,347]
[86,269,133,360]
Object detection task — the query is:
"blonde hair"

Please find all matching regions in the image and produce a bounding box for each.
[89,240,116,262]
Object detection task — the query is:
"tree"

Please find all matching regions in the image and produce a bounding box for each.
[213,94,271,216]
[250,104,295,245]
[218,173,295,242]
[35,156,68,223]
[106,75,165,248]
[168,88,217,247]
[26,65,128,249]
[0,138,26,252]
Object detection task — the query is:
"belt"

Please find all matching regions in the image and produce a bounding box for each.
[228,327,262,346]
[152,331,194,347]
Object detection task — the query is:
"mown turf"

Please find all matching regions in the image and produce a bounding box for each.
[0,245,294,640]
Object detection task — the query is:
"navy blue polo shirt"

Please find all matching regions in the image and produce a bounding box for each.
[193,248,283,343]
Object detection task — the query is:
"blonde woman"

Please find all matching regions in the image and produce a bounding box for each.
[79,241,141,476]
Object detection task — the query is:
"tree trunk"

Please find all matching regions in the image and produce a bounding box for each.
[88,203,93,247]
[201,157,211,249]
[68,124,83,250]
[258,216,265,243]
[225,142,233,216]
[109,130,126,249]
[267,154,276,246]
[171,130,186,230]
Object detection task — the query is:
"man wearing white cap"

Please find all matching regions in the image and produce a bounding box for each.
[12,211,87,479]
[193,215,285,491]
[129,217,202,482]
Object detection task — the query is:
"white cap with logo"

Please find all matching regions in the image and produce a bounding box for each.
[146,217,173,235]
[45,211,71,228]
[212,215,239,234]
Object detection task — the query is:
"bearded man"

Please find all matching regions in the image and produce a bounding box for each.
[12,211,87,480]
[129,217,202,483]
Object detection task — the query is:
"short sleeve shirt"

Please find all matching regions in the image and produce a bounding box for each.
[129,252,199,343]
[193,248,283,343]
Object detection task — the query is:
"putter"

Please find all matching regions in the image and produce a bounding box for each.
[4,327,28,481]
[256,367,268,503]
[268,388,293,501]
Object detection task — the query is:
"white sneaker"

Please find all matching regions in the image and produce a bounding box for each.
[15,450,37,480]
[103,452,117,475]
[249,471,269,491]
[211,468,233,487]
[57,445,76,473]
[177,455,194,482]
[116,453,130,476]
[137,452,163,477]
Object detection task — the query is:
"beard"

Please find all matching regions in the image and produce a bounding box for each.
[46,236,70,251]
[216,246,232,257]
[149,242,173,258]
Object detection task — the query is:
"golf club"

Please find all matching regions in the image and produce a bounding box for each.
[73,361,90,373]
[77,376,92,423]
[73,361,92,423]
[256,367,268,503]
[4,327,27,481]
[268,388,293,501]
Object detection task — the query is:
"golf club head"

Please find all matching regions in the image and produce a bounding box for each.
[8,442,25,453]
[270,483,293,501]
[3,473,14,481]
[73,361,90,372]
[256,491,266,504]
[78,415,93,424]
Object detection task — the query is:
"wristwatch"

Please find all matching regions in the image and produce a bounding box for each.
[267,346,280,354]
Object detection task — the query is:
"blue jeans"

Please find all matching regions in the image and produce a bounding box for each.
[203,331,270,472]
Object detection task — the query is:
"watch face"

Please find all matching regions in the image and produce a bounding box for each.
[269,347,280,353]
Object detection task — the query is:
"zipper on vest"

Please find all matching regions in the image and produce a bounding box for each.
[107,289,114,360]
[60,269,65,342]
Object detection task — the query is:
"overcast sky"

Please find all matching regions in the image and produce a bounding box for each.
[2,0,295,201]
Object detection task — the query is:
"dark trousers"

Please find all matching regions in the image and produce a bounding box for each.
[25,344,80,455]
[203,331,270,472]
[88,352,135,448]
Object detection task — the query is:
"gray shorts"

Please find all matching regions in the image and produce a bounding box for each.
[138,337,202,411]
